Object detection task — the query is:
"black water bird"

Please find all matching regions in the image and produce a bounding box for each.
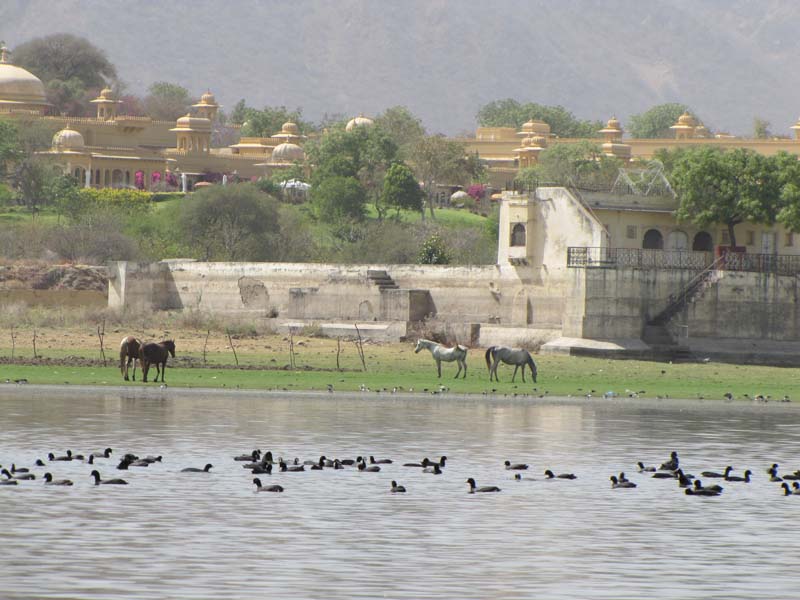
[466,478,501,493]
[181,463,213,473]
[2,468,34,480]
[90,470,128,485]
[253,478,283,492]
[90,448,113,459]
[370,456,393,464]
[544,469,576,480]
[504,460,529,470]
[251,463,273,475]
[694,480,723,494]
[43,473,73,486]
[781,483,798,496]
[390,481,406,493]
[660,451,679,471]
[357,460,380,472]
[235,450,261,462]
[48,452,72,462]
[423,464,442,474]
[279,460,305,472]
[636,461,656,472]
[10,464,29,473]
[701,466,731,478]
[610,475,637,489]
[724,469,752,483]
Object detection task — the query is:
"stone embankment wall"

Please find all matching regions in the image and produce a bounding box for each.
[107,260,571,340]
[565,266,800,341]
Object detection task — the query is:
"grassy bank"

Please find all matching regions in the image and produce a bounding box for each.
[0,326,798,400]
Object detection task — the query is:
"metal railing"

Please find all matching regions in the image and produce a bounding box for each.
[567,247,800,276]
[567,247,713,270]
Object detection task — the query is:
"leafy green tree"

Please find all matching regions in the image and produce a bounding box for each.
[179,184,280,260]
[535,141,621,189]
[12,34,116,89]
[235,104,310,137]
[144,82,193,121]
[310,176,366,222]
[671,147,779,248]
[381,162,424,215]
[12,34,117,116]
[418,233,451,264]
[410,135,474,219]
[0,119,21,180]
[476,99,602,138]
[374,106,426,158]
[309,126,397,220]
[753,117,771,139]
[628,103,689,138]
[774,152,800,232]
[514,166,541,192]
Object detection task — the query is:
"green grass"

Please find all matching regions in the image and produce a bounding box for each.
[3,352,800,401]
[0,205,60,226]
[363,204,488,227]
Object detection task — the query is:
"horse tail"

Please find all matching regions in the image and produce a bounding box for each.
[119,338,128,374]
[485,346,495,371]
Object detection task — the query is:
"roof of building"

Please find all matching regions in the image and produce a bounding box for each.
[581,191,678,213]
[0,45,48,106]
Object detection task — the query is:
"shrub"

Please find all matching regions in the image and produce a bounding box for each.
[418,233,451,265]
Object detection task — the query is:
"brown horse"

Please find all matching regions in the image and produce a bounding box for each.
[119,336,142,381]
[140,340,176,383]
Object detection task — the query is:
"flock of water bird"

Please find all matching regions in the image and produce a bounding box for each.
[2,446,800,497]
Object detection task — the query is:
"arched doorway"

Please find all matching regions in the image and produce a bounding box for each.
[642,229,663,250]
[112,169,124,188]
[692,231,713,251]
[667,230,688,250]
[510,223,526,247]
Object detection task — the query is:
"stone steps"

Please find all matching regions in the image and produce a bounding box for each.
[367,269,399,290]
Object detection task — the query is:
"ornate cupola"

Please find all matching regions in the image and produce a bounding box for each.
[90,87,120,120]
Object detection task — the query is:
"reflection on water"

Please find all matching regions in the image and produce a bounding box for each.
[1,386,799,599]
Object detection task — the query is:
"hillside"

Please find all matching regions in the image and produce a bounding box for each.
[2,0,800,136]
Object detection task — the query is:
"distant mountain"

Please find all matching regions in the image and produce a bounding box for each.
[2,0,799,136]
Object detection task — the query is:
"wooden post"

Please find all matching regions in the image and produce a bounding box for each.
[10,327,16,360]
[288,329,296,370]
[32,328,38,359]
[336,337,341,371]
[226,329,239,367]
[354,323,366,371]
[97,319,106,366]
[203,329,210,366]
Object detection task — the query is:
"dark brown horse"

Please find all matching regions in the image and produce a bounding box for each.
[119,336,142,381]
[140,340,176,383]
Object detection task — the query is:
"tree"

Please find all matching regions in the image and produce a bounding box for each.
[144,82,193,121]
[418,233,451,264]
[374,106,426,158]
[628,103,689,139]
[12,34,117,115]
[0,119,22,181]
[179,184,280,260]
[514,166,541,192]
[381,163,424,215]
[310,176,366,222]
[235,104,310,137]
[753,117,771,139]
[535,141,621,190]
[476,99,602,138]
[671,147,779,248]
[410,135,473,219]
[308,126,397,220]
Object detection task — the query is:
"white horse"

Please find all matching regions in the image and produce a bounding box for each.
[415,339,468,379]
[485,346,538,383]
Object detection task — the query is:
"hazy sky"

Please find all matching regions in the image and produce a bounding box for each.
[2,0,799,136]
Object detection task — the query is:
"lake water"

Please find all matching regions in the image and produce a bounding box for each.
[1,386,798,599]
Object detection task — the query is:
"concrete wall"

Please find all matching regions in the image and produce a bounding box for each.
[107,260,571,333]
[565,266,800,342]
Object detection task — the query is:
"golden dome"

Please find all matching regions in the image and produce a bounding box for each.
[171,113,212,131]
[518,119,550,136]
[677,112,696,127]
[271,142,305,163]
[200,91,216,104]
[0,46,48,106]
[52,126,85,150]
[531,134,547,147]
[345,114,374,131]
[99,87,114,99]
[281,121,299,135]
[521,136,534,147]
[605,116,621,130]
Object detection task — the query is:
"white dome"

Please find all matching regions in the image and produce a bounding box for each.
[52,126,85,150]
[0,61,47,105]
[271,142,305,163]
[345,114,374,132]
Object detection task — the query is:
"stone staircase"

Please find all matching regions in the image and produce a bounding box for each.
[367,269,398,290]
[643,257,724,359]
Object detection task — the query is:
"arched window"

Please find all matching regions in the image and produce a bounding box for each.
[692,231,713,251]
[667,230,688,250]
[642,229,663,249]
[510,223,526,247]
